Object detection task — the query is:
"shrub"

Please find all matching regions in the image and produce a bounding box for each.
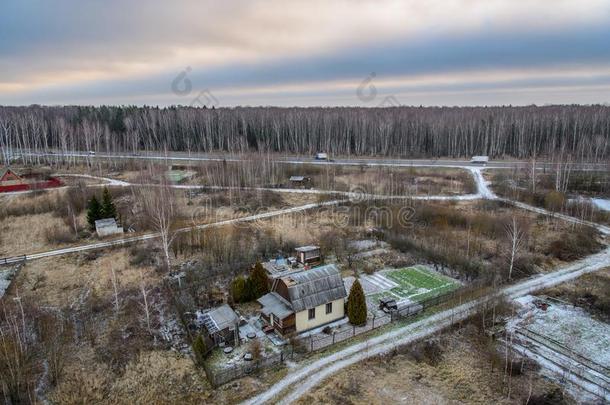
[230,276,252,303]
[347,279,367,326]
[45,226,78,244]
[544,191,565,213]
[546,226,602,261]
[249,339,262,360]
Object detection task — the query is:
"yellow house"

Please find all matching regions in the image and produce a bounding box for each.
[258,264,347,335]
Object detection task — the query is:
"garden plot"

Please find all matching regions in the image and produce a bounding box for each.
[360,266,461,307]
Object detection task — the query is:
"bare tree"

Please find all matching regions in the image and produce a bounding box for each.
[136,171,178,271]
[504,217,525,281]
[139,269,152,334]
[111,266,120,316]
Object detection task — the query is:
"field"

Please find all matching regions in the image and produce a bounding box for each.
[366,266,461,304]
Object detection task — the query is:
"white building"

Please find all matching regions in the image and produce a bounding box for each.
[95,218,123,237]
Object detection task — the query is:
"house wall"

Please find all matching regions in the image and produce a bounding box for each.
[295,298,345,332]
[274,279,290,301]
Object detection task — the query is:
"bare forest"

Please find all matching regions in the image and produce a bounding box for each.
[1,105,609,163]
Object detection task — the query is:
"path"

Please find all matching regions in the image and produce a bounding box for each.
[243,247,610,405]
[0,199,343,265]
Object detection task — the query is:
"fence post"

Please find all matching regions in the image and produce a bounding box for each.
[310,335,313,352]
[332,332,335,344]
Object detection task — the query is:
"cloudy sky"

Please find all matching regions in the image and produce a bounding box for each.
[1,0,610,106]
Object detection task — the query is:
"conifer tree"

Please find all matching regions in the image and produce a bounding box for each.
[230,276,248,303]
[347,279,367,326]
[86,195,102,230]
[192,334,207,364]
[101,187,117,219]
[250,262,270,298]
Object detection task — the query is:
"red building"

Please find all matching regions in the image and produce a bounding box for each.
[0,168,62,193]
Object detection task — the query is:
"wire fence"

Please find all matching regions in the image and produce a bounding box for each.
[299,284,483,352]
[204,347,298,387]
[204,280,488,386]
[0,255,26,266]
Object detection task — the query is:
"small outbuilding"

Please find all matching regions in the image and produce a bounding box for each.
[199,304,240,346]
[94,218,124,237]
[289,176,311,188]
[294,245,321,265]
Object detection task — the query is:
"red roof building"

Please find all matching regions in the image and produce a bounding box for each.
[0,168,62,193]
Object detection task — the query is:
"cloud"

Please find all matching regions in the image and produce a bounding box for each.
[1,0,610,105]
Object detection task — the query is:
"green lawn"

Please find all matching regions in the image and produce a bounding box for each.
[370,266,460,303]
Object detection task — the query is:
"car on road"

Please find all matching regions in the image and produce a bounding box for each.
[470,155,489,164]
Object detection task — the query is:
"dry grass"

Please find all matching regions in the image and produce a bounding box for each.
[49,348,208,405]
[0,212,71,256]
[295,325,566,405]
[13,248,159,308]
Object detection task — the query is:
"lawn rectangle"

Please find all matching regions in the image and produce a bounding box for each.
[371,266,460,303]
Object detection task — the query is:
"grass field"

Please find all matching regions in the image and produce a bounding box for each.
[373,266,460,303]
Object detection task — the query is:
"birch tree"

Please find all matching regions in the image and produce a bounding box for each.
[137,172,178,271]
[504,217,525,281]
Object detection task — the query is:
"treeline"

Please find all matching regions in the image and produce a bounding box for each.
[1,104,609,163]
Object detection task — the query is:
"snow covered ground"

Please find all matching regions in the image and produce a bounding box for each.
[507,295,610,403]
[0,266,19,298]
[243,247,610,405]
[592,198,610,212]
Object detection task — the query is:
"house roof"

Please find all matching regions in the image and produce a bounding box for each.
[0,168,22,182]
[95,218,118,228]
[200,304,239,334]
[282,264,347,312]
[295,245,320,253]
[258,292,294,319]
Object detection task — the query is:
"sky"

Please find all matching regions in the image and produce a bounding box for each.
[1,0,610,107]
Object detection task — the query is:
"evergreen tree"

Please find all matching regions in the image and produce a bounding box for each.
[230,276,248,303]
[86,195,102,230]
[250,262,270,298]
[101,187,117,219]
[347,279,367,326]
[192,334,207,365]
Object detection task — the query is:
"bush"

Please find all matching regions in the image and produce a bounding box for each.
[45,226,78,244]
[409,340,444,366]
[546,226,602,261]
[230,276,254,303]
[544,191,565,213]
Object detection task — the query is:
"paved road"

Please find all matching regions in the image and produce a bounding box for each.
[16,150,610,171]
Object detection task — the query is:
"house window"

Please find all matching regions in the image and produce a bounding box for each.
[326,302,333,314]
[308,308,316,320]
